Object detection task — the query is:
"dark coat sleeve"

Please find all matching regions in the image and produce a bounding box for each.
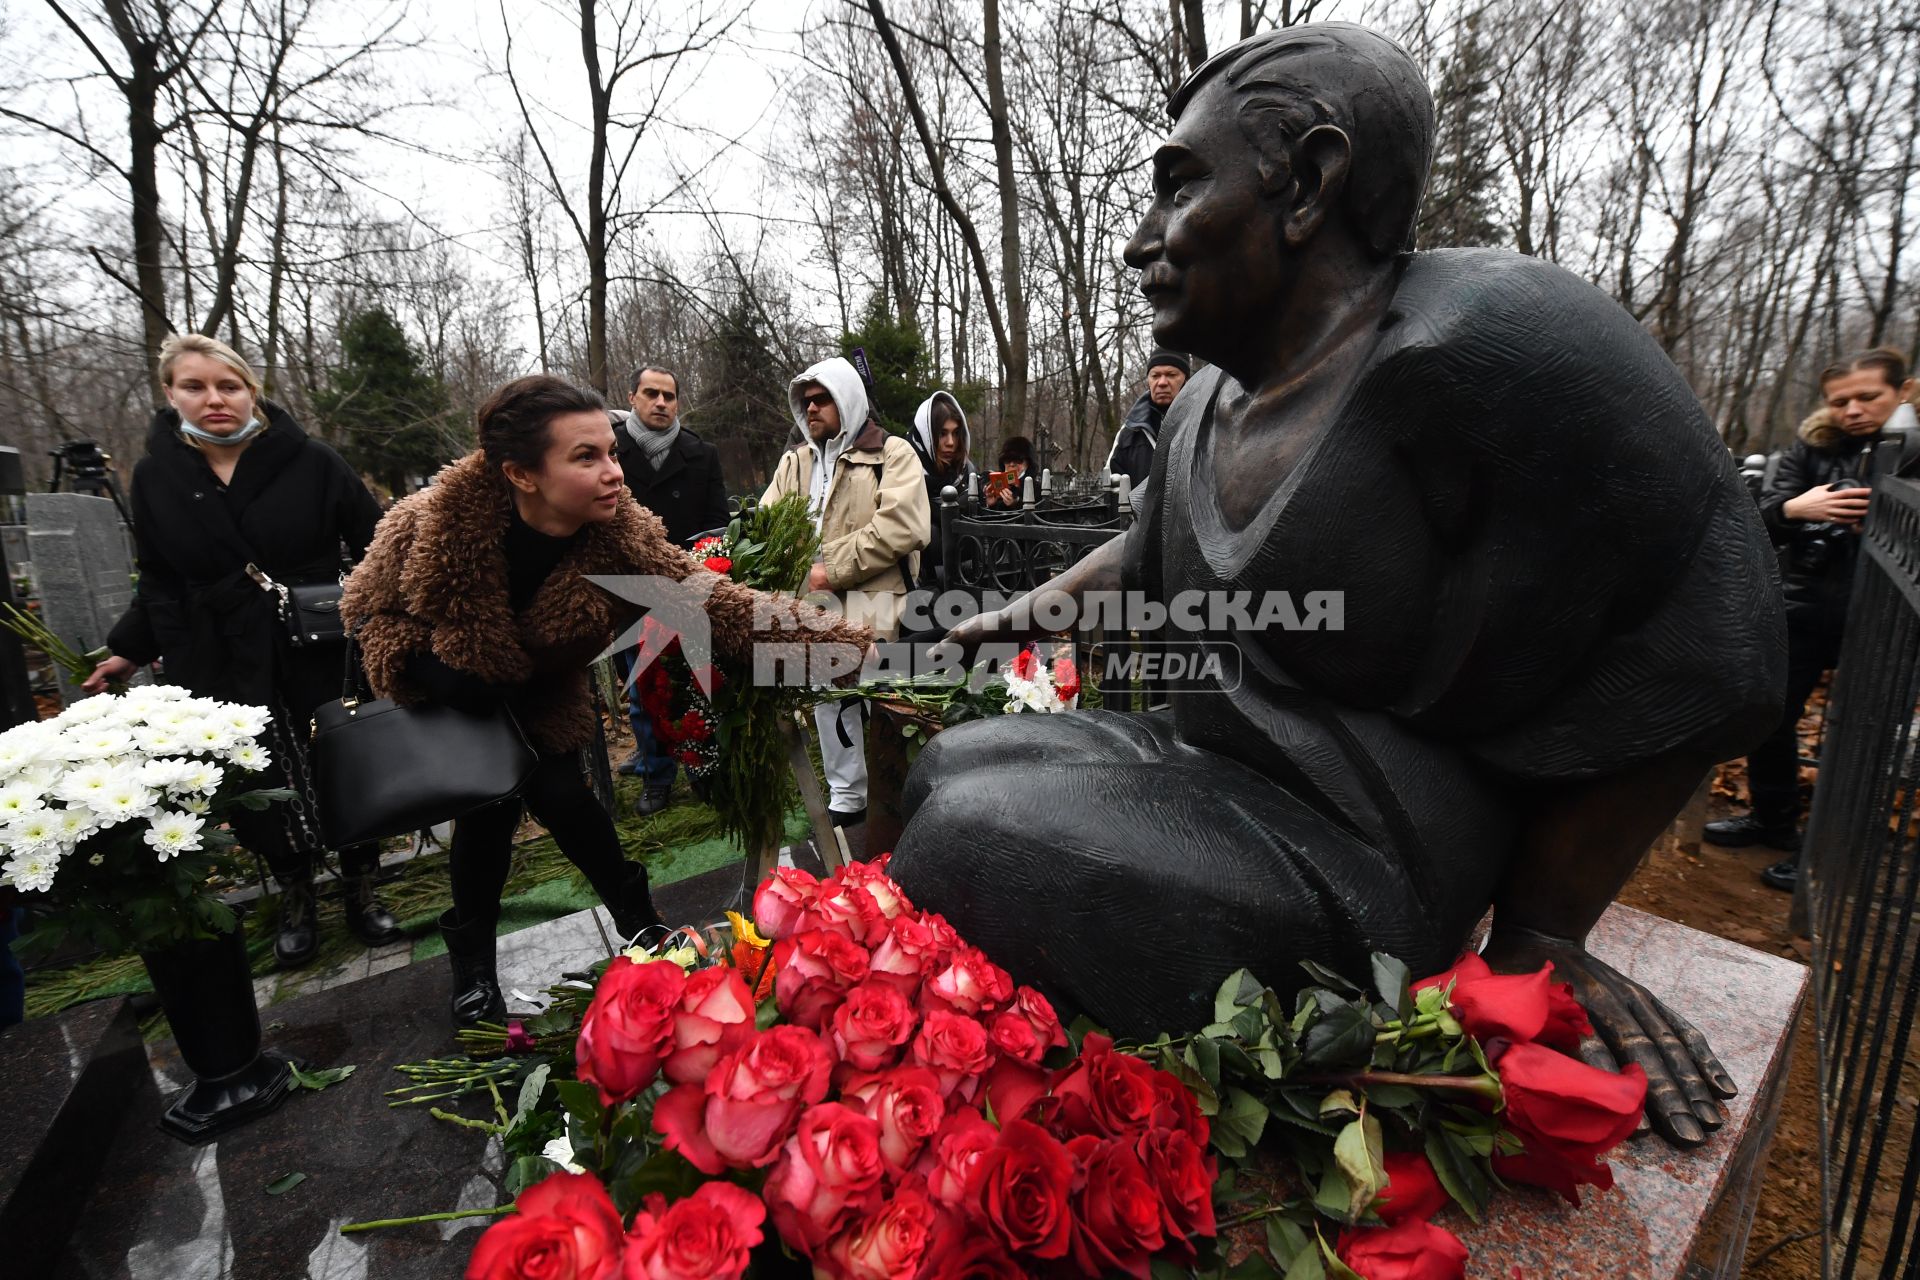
[1110,428,1156,487]
[1758,442,1813,541]
[328,448,384,561]
[106,464,184,666]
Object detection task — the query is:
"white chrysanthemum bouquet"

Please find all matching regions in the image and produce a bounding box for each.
[0,685,291,952]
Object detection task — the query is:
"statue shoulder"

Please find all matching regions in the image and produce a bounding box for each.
[1392,250,1638,355]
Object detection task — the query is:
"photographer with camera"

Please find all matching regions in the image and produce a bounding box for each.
[1706,347,1919,887]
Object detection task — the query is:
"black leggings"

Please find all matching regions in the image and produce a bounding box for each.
[449,752,634,926]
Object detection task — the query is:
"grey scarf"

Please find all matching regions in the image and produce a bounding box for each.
[626,415,680,469]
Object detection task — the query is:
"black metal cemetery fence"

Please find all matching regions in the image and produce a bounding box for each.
[936,476,1170,711]
[1797,474,1920,1280]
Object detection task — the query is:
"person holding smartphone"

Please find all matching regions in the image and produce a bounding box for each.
[1706,347,1919,886]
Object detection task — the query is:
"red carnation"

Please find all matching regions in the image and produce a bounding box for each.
[1052,656,1080,702]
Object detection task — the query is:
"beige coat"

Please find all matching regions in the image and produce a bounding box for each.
[763,418,929,638]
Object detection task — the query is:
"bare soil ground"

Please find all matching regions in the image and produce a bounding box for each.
[1616,763,1823,1278]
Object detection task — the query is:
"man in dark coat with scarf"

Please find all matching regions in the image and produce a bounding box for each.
[1106,351,1190,488]
[610,365,731,813]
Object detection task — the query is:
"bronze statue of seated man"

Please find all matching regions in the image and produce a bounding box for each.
[887,23,1785,1149]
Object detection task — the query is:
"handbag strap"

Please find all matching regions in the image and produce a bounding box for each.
[339,628,373,705]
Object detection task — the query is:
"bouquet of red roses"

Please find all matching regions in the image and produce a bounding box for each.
[417,861,1650,1280]
[466,857,1218,1280]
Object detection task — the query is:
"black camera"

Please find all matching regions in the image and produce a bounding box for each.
[1792,477,1871,575]
[48,439,130,523]
[49,439,113,484]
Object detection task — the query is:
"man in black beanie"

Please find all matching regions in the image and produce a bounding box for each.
[1106,350,1190,488]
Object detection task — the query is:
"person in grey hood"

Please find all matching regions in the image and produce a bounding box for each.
[763,356,930,826]
[908,390,976,591]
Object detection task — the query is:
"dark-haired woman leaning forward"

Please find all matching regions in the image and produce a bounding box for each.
[342,375,872,1027]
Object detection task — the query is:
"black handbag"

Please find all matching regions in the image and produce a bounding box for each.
[279,580,346,648]
[244,553,346,649]
[309,633,538,847]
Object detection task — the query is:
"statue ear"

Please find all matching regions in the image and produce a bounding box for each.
[1282,124,1353,248]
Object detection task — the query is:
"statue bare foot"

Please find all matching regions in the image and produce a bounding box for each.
[1482,926,1735,1149]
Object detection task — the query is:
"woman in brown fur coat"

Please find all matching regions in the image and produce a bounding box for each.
[342,375,871,1027]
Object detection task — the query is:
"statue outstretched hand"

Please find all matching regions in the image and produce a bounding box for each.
[1482,925,1735,1149]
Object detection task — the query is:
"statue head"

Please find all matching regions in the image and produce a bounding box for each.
[1124,24,1435,362]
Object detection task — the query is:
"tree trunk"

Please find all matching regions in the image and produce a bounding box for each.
[582,0,610,395]
[109,0,173,397]
[1179,0,1208,71]
[982,0,1028,430]
[261,124,291,394]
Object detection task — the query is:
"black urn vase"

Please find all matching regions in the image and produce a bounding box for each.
[139,923,295,1143]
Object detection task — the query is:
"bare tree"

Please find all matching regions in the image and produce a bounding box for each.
[500,0,737,394]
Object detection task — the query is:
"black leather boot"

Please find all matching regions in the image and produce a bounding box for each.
[439,909,506,1028]
[607,863,667,942]
[1703,813,1800,851]
[273,875,319,970]
[343,870,403,946]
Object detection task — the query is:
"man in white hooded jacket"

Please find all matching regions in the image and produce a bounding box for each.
[763,356,930,825]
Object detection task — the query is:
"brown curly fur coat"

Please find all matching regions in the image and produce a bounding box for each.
[341,452,872,752]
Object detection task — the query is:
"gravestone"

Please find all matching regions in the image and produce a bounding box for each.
[24,492,135,705]
[0,447,34,728]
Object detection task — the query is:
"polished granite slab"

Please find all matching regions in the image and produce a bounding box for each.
[1459,903,1807,1279]
[42,890,1802,1278]
[0,996,154,1276]
[50,865,745,1280]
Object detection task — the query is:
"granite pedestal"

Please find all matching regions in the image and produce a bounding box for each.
[0,997,154,1277]
[25,892,1800,1278]
[1459,904,1806,1279]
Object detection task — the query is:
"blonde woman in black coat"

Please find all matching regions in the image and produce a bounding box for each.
[85,334,399,968]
